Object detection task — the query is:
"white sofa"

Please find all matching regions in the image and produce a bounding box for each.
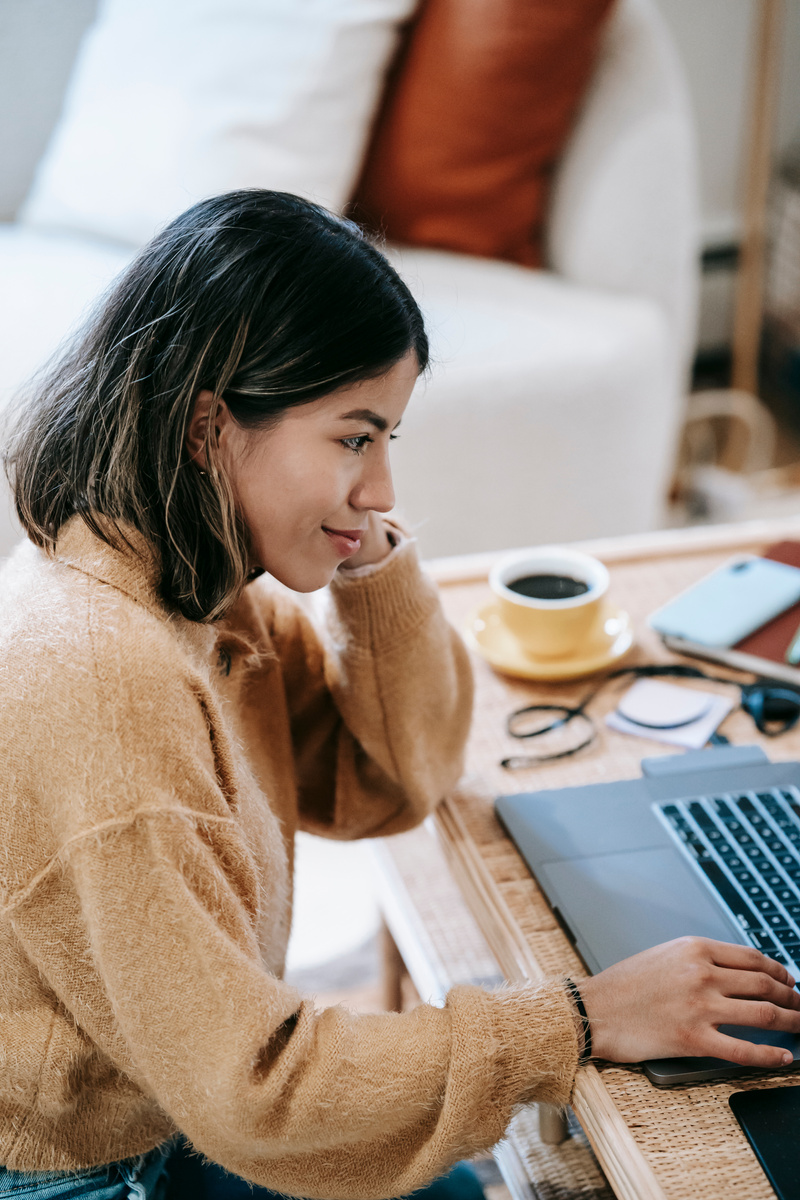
[0,0,698,559]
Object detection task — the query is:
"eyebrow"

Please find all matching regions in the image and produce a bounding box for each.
[338,408,401,432]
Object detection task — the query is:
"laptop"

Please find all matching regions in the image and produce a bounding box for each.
[495,743,800,1085]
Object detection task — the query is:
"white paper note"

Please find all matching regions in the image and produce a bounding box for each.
[605,678,735,750]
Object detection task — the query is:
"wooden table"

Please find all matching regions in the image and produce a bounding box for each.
[372,514,800,1200]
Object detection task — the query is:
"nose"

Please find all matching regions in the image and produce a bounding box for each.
[350,445,395,514]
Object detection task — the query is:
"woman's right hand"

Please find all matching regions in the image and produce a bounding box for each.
[577,936,800,1069]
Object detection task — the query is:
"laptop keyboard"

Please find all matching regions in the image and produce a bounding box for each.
[654,787,800,975]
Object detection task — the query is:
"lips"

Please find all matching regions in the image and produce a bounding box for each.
[322,526,364,557]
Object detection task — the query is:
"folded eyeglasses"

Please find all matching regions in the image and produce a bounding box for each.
[502,663,800,769]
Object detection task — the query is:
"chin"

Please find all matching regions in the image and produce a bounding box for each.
[263,561,339,594]
[293,575,337,594]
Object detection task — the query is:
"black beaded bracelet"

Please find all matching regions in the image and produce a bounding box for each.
[565,978,593,1061]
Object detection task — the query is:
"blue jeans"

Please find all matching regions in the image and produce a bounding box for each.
[0,1141,171,1199]
[0,1139,486,1200]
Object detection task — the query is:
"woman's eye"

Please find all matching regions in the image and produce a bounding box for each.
[340,432,398,454]
[341,435,373,455]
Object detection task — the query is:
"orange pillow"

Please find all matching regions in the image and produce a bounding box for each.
[350,0,615,268]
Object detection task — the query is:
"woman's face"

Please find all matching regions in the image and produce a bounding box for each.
[191,351,418,592]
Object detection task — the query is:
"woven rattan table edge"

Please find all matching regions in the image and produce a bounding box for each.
[433,800,668,1200]
[368,825,615,1200]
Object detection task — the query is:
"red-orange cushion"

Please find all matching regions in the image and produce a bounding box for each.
[351,0,616,268]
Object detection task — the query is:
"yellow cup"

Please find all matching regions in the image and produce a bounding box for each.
[489,547,609,659]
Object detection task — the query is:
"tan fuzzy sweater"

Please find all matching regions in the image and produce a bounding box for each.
[0,517,578,1196]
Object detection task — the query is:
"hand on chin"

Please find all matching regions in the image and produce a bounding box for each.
[338,512,393,571]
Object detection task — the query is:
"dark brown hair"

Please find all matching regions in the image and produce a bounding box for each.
[4,190,428,621]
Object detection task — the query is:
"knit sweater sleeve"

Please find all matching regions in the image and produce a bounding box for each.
[263,537,475,839]
[10,813,578,1197]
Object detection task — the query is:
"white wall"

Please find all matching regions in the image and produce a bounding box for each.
[655,0,800,249]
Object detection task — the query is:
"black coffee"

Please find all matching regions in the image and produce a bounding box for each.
[508,573,590,600]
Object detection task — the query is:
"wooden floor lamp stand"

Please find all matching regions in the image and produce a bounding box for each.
[720,0,784,473]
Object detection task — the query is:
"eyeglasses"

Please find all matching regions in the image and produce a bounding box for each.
[501,664,800,769]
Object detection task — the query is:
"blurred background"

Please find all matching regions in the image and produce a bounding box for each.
[3,1,800,561]
[1,0,799,994]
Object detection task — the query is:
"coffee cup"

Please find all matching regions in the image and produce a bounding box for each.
[489,547,609,659]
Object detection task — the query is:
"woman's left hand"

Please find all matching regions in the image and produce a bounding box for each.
[339,511,394,571]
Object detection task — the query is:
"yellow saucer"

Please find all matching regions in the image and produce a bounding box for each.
[463,601,634,681]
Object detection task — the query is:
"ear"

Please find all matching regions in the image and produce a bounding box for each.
[186,390,233,468]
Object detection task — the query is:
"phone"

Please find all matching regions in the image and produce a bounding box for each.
[729,1087,800,1200]
[647,556,800,648]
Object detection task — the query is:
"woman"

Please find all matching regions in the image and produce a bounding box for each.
[0,190,798,1200]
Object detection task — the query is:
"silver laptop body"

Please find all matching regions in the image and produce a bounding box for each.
[495,744,800,1085]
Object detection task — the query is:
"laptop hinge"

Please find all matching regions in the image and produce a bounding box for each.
[641,744,768,778]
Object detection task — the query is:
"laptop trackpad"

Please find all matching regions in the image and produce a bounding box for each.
[541,846,741,973]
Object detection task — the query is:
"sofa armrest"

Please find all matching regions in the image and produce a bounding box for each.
[545,0,700,373]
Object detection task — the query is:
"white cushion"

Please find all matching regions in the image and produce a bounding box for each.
[0,225,133,412]
[21,0,413,246]
[546,0,699,371]
[0,225,133,556]
[387,247,675,558]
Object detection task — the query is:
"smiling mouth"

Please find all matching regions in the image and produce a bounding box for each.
[322,526,364,556]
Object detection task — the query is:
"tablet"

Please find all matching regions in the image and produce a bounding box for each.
[729,1086,800,1200]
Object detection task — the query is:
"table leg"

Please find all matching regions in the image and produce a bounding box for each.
[538,1103,569,1145]
[381,919,408,1012]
